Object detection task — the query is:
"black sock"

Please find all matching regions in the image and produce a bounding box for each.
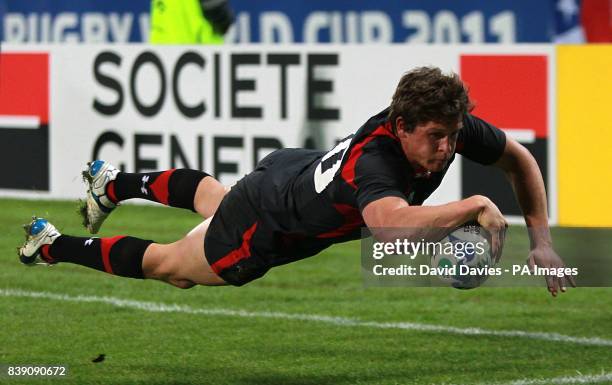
[108,169,209,212]
[42,235,153,279]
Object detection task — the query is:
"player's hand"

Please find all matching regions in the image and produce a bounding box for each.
[527,246,576,297]
[475,196,507,263]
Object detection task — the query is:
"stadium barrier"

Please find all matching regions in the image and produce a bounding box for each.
[1,43,608,226]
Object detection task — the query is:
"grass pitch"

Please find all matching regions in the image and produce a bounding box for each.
[1,198,611,385]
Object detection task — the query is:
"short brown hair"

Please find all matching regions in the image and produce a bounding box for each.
[389,67,473,133]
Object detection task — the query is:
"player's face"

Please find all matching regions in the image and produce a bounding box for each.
[397,118,462,172]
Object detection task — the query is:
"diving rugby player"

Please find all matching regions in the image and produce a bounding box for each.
[18,67,574,296]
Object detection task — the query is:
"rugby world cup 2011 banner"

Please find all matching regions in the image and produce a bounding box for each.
[0,0,559,43]
[0,44,556,223]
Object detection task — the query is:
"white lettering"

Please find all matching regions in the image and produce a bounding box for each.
[304,12,328,43]
[345,12,359,43]
[313,136,352,193]
[330,12,343,43]
[490,11,516,43]
[361,11,392,43]
[462,11,484,43]
[372,242,384,260]
[138,13,150,42]
[83,13,107,43]
[53,13,79,43]
[260,12,293,43]
[225,12,249,44]
[40,13,51,42]
[3,12,143,43]
[4,14,25,42]
[27,13,37,43]
[403,11,429,43]
[109,13,133,42]
[433,11,460,43]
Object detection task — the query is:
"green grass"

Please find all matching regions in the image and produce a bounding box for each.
[1,198,611,385]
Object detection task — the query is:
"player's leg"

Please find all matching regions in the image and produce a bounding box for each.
[142,219,227,288]
[18,217,227,287]
[81,160,228,233]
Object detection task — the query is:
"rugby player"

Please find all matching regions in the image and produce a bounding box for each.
[18,67,574,296]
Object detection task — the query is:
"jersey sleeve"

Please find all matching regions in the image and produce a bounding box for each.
[353,140,409,212]
[457,114,507,165]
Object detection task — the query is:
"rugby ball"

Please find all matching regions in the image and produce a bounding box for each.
[430,222,494,289]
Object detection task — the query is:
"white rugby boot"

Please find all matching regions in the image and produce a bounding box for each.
[80,160,120,234]
[18,217,61,265]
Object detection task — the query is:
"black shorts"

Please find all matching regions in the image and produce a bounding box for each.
[204,167,300,286]
[204,150,336,286]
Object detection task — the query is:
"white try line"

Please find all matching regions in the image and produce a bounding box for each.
[488,371,612,385]
[2,288,612,348]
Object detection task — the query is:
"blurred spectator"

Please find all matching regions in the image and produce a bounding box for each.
[150,0,234,44]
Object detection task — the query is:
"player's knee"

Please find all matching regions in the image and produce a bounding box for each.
[194,180,230,217]
[150,256,183,282]
[156,265,195,289]
[154,255,199,289]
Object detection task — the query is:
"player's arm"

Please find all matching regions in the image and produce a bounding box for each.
[493,137,576,295]
[362,195,494,229]
[362,195,506,258]
[354,132,505,255]
[494,137,549,242]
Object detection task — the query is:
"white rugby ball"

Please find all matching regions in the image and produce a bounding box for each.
[430,223,494,289]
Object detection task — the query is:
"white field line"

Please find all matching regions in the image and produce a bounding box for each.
[491,371,612,385]
[2,288,612,348]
